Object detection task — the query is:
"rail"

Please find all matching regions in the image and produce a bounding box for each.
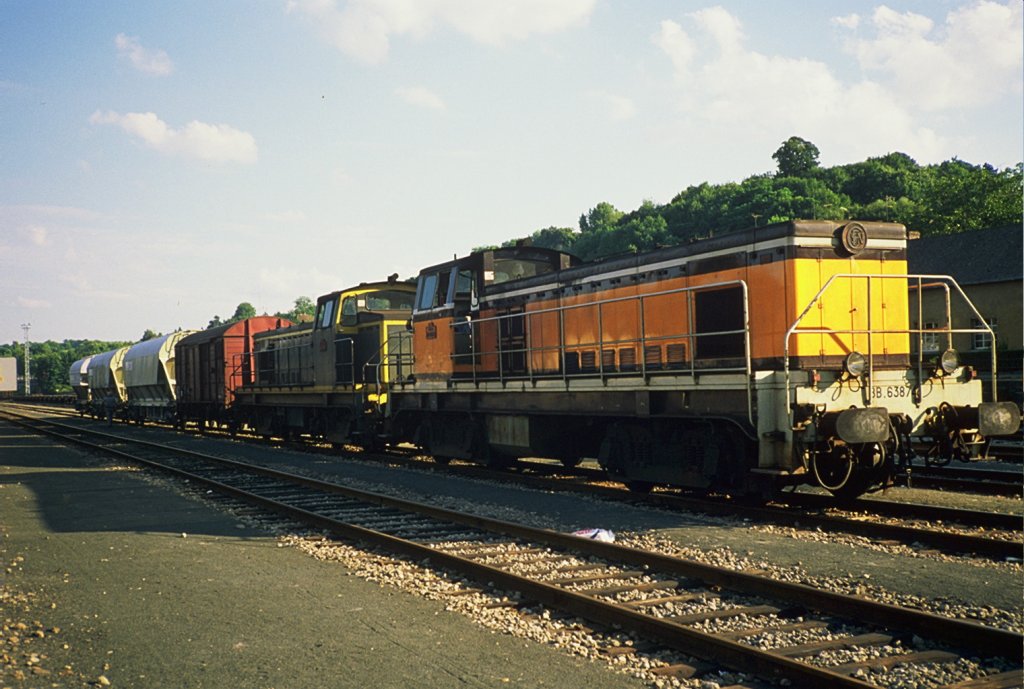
[449,280,753,425]
[783,273,998,430]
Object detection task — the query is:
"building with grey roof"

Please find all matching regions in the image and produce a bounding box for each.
[908,224,1022,403]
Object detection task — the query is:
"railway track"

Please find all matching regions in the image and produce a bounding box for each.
[4,402,1022,562]
[309,449,1024,561]
[907,465,1023,497]
[3,409,1021,689]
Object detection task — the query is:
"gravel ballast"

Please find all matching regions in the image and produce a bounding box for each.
[0,419,647,689]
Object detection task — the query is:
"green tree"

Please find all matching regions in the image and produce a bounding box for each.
[772,136,820,178]
[140,329,160,341]
[578,202,623,234]
[291,296,314,322]
[529,226,577,253]
[275,296,315,323]
[230,302,257,322]
[0,338,132,393]
[839,152,922,204]
[574,202,625,260]
[913,160,1023,235]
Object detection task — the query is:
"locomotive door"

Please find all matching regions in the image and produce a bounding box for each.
[499,307,527,376]
[313,295,340,387]
[451,268,479,373]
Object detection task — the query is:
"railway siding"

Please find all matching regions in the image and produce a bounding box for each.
[6,409,1021,689]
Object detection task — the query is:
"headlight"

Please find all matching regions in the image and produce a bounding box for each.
[844,351,867,377]
[939,348,959,375]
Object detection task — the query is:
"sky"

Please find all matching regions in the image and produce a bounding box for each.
[1,0,1021,346]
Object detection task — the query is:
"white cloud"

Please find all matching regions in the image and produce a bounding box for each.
[25,226,49,247]
[691,6,745,55]
[651,5,956,163]
[652,20,695,77]
[264,210,309,223]
[89,110,258,164]
[331,167,353,186]
[17,296,51,309]
[286,0,595,63]
[831,13,860,30]
[395,85,445,111]
[115,33,174,76]
[838,1,1023,110]
[591,91,636,122]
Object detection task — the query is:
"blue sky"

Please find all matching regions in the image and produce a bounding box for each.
[1,0,1021,345]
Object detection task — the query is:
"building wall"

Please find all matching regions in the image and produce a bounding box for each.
[913,279,1022,403]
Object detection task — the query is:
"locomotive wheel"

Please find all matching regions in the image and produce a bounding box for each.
[559,456,582,469]
[812,445,854,493]
[813,444,878,499]
[626,480,654,494]
[485,450,517,469]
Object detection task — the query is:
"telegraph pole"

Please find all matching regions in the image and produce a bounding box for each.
[20,323,30,395]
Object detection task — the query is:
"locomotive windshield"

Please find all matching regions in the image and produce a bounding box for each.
[490,257,556,284]
[342,289,416,325]
[363,290,415,312]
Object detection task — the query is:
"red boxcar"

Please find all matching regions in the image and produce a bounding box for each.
[175,316,291,428]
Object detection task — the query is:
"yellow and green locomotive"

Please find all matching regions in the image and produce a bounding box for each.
[388,220,1019,497]
[234,277,415,445]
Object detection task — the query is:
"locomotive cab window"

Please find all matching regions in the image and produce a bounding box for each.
[454,269,478,311]
[340,297,358,326]
[315,298,336,330]
[416,271,453,312]
[694,285,745,359]
[491,258,554,284]
[342,290,415,326]
[416,274,437,311]
[365,290,415,312]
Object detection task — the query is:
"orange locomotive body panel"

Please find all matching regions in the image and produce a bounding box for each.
[412,315,456,380]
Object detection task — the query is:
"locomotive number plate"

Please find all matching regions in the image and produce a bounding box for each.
[867,384,911,401]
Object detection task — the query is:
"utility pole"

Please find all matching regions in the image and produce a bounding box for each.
[20,323,30,395]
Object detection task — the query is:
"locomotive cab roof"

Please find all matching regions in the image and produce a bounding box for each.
[312,278,417,330]
[415,245,578,283]
[485,219,909,298]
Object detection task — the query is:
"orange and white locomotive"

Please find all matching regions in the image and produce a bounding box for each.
[388,220,1019,497]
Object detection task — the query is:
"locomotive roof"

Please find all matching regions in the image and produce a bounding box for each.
[317,278,416,302]
[484,219,907,296]
[415,245,576,275]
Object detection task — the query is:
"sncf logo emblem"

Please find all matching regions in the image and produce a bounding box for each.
[425,323,438,340]
[319,339,328,352]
